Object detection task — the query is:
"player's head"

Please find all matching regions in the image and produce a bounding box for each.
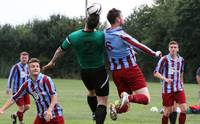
[107,8,124,26]
[168,41,179,55]
[20,51,29,65]
[28,58,40,77]
[86,13,100,30]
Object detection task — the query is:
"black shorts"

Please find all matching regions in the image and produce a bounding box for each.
[81,66,109,96]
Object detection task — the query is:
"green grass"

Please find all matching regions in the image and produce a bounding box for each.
[0,78,199,124]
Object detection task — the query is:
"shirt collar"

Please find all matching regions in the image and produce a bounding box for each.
[106,26,122,33]
[167,53,180,61]
[31,73,43,82]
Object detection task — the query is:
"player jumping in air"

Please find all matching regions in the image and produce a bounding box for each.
[43,3,109,124]
[104,8,161,120]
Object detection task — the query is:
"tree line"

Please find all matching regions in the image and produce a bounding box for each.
[0,0,199,82]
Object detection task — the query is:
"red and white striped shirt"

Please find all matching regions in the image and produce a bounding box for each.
[154,54,184,93]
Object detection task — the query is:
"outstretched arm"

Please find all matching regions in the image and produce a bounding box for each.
[120,35,161,57]
[0,99,14,114]
[42,47,64,71]
[1,82,28,115]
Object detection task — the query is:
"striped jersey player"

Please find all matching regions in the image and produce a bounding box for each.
[104,8,161,120]
[8,61,29,94]
[7,52,30,124]
[154,41,187,124]
[12,73,63,119]
[0,58,64,124]
[154,53,184,93]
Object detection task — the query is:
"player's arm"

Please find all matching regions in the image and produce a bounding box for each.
[44,76,58,122]
[42,37,71,71]
[120,34,161,57]
[180,73,184,83]
[7,65,17,95]
[0,82,28,114]
[180,58,184,83]
[153,57,172,83]
[0,99,14,114]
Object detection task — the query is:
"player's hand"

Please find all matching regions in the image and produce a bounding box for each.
[44,109,52,122]
[0,109,4,115]
[155,51,162,58]
[6,89,12,95]
[164,78,173,84]
[42,61,55,71]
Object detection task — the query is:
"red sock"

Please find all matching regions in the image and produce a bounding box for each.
[162,115,168,124]
[17,111,24,121]
[128,94,148,105]
[117,104,129,113]
[179,113,186,124]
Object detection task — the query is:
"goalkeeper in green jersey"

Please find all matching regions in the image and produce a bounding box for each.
[43,3,109,124]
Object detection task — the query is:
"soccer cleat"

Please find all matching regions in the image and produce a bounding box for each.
[92,112,96,121]
[120,92,129,108]
[11,113,17,124]
[109,103,117,121]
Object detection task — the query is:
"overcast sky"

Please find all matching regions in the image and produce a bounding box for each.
[0,0,154,25]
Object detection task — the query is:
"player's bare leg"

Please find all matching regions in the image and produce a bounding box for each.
[162,106,173,124]
[121,87,150,108]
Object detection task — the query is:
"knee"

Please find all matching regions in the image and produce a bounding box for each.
[88,90,96,97]
[180,107,187,113]
[18,106,25,112]
[144,95,150,105]
[163,111,170,117]
[97,96,108,106]
[25,105,31,110]
[147,96,151,105]
[180,104,187,113]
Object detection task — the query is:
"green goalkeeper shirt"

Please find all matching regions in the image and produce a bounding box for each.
[61,29,105,69]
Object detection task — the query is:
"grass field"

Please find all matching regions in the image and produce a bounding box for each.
[0,78,199,124]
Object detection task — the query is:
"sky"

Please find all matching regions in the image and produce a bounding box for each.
[0,0,154,25]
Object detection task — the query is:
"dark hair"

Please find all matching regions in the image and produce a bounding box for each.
[20,51,29,56]
[107,8,121,24]
[168,41,179,47]
[28,58,40,64]
[86,13,100,30]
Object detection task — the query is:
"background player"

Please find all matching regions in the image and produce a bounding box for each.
[154,41,187,124]
[7,51,30,124]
